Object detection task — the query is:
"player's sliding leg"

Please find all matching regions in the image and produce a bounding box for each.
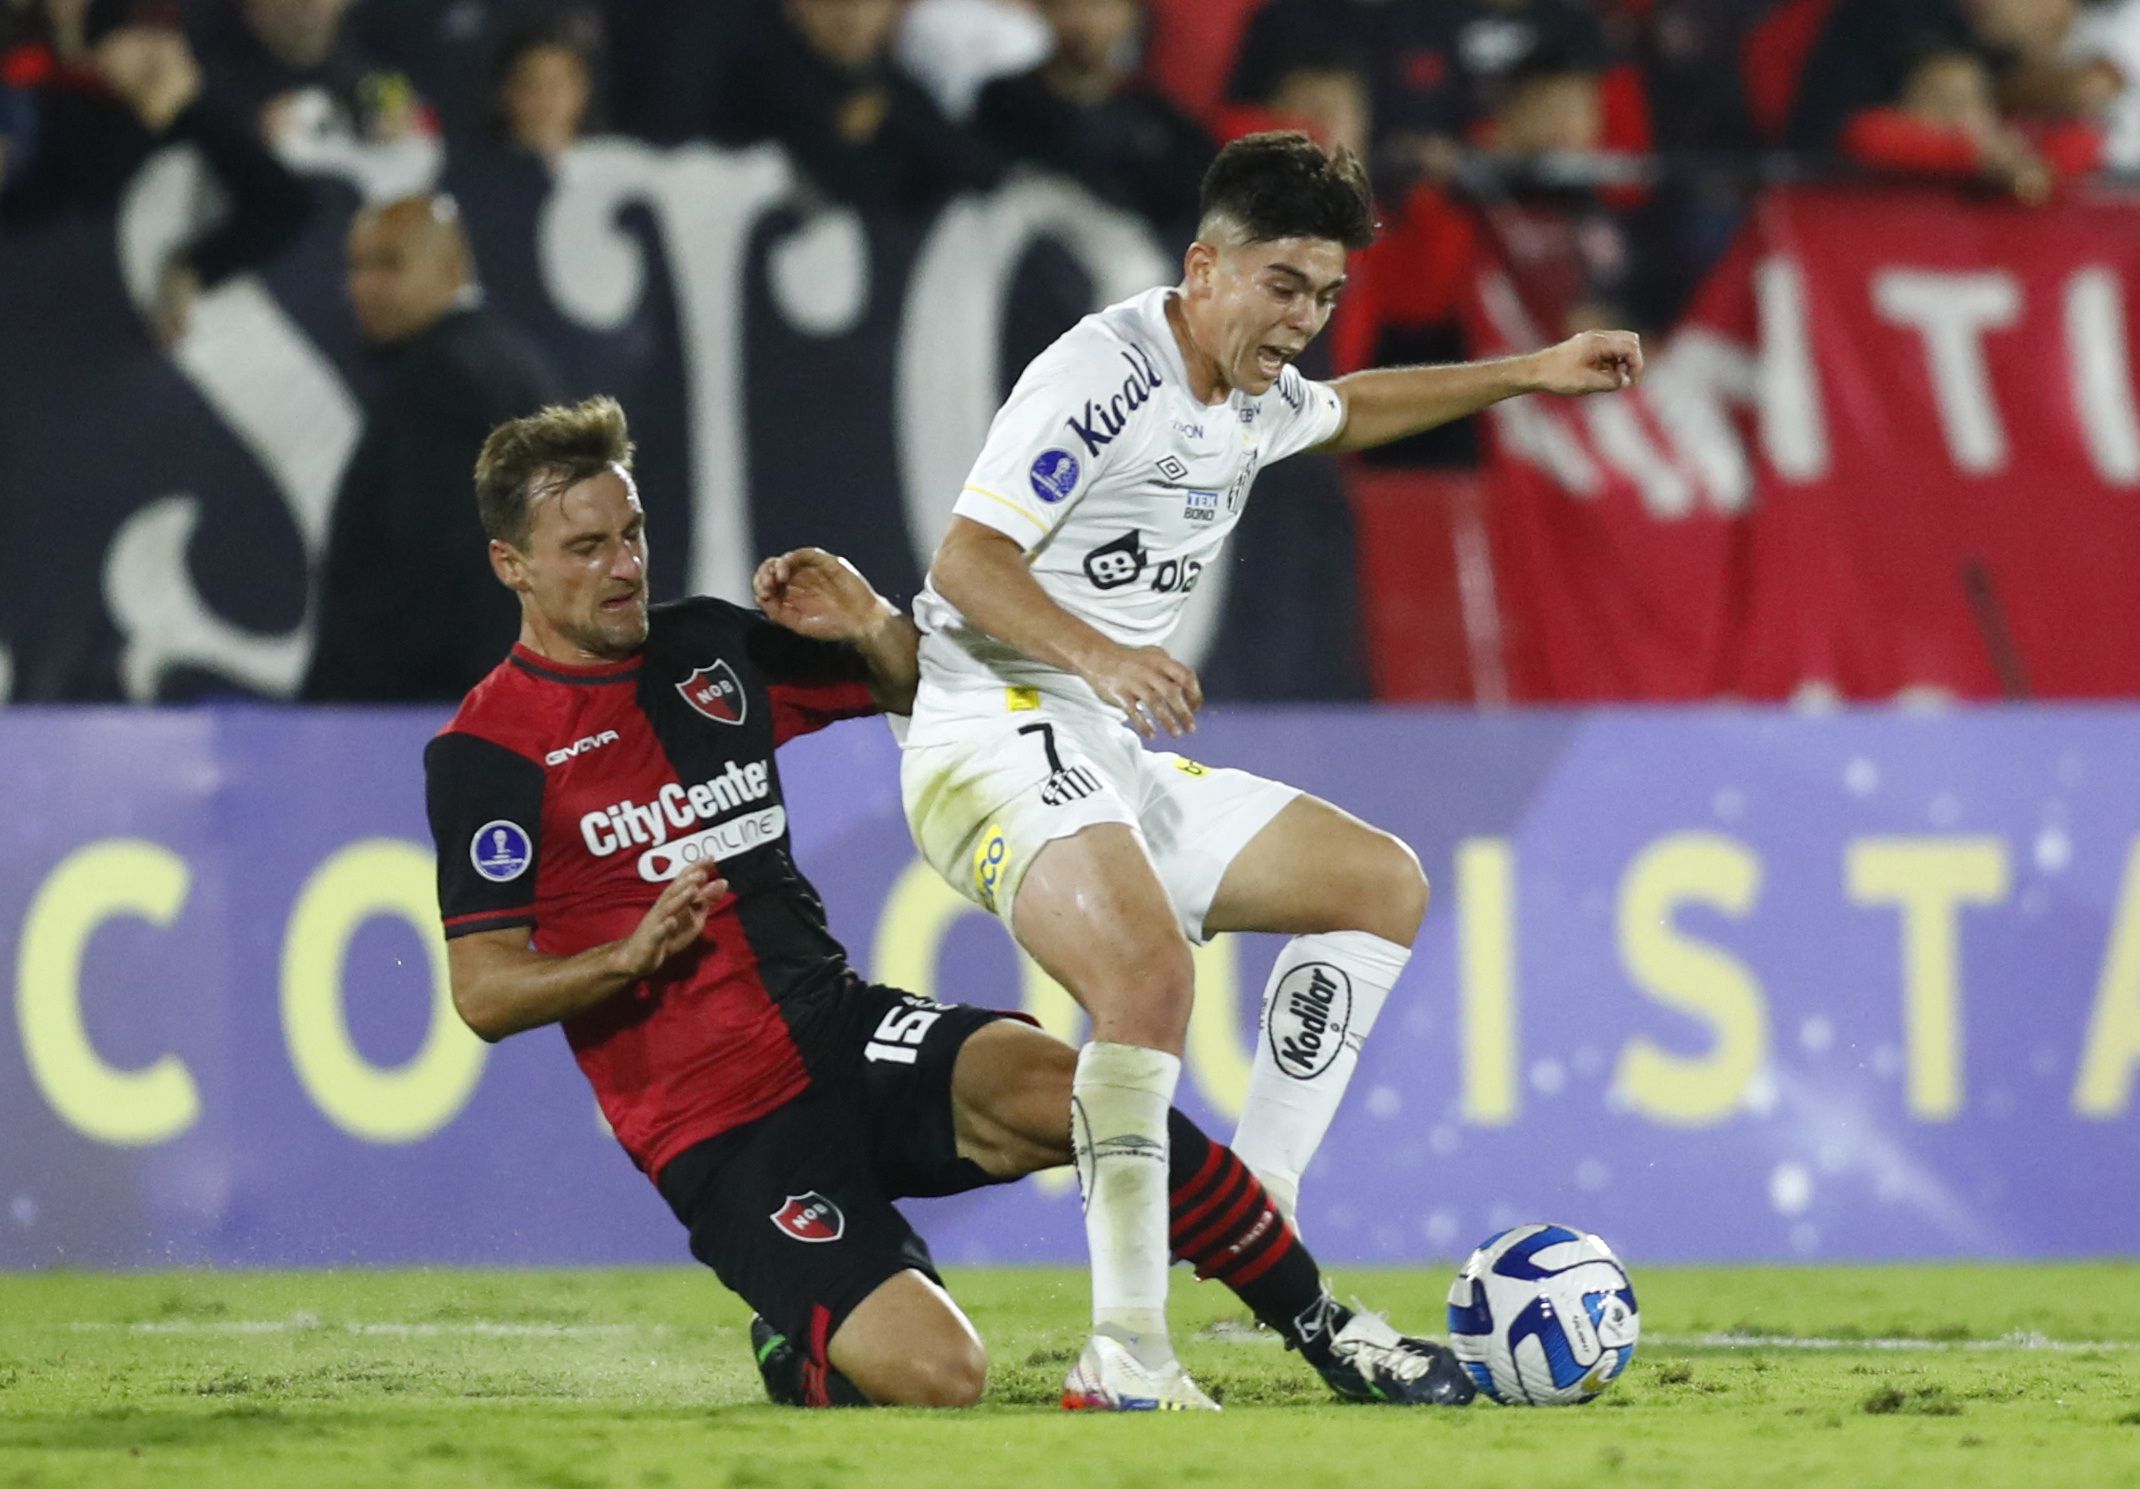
[944,1021,1472,1407]
[751,1270,986,1408]
[1203,796,1430,1225]
[1164,1107,1473,1406]
[1011,823,1217,1411]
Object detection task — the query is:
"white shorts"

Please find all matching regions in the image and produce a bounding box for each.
[899,703,1299,944]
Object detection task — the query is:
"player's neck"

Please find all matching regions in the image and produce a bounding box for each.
[516,614,640,669]
[1164,291,1233,405]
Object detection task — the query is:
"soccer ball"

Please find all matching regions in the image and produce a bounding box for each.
[1446,1223,1639,1405]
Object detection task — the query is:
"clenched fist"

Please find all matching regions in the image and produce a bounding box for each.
[1528,330,1643,395]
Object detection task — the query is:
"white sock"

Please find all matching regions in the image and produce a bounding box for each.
[1072,1041,1180,1365]
[1231,931,1410,1223]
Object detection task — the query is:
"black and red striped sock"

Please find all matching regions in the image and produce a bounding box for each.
[1166,1108,1330,1350]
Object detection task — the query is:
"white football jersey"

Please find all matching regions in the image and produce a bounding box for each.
[909,286,1344,739]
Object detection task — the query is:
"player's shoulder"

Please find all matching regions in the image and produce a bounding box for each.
[1266,361,1319,413]
[433,659,545,761]
[428,649,596,773]
[1013,286,1172,394]
[649,594,756,637]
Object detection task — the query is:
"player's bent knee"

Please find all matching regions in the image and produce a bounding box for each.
[891,1337,987,1408]
[1087,940,1194,1049]
[1359,832,1429,943]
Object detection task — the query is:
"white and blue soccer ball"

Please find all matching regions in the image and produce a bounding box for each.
[1446,1223,1640,1405]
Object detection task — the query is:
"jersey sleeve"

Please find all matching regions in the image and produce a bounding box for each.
[424,731,545,940]
[732,605,882,745]
[1258,363,1348,463]
[949,331,1122,549]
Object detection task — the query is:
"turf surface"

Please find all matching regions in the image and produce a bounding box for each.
[3,1264,2137,1488]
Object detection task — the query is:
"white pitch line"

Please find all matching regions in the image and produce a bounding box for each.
[56,1321,2140,1353]
[63,1319,673,1338]
[1647,1332,2140,1353]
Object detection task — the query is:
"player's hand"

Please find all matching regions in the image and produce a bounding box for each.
[1528,330,1643,395]
[753,547,896,642]
[612,862,727,980]
[1080,643,1202,739]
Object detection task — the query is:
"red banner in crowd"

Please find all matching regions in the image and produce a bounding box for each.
[1468,185,2140,702]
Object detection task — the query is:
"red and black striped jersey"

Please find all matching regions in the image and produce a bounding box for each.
[423,597,880,1178]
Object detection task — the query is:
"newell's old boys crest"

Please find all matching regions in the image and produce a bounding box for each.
[678,660,747,725]
[770,1192,845,1243]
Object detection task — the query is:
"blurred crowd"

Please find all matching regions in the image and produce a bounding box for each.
[5,0,2139,699]
[6,0,2136,355]
[8,3,2138,269]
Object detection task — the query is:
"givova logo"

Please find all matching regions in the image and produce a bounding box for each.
[1267,962,1353,1080]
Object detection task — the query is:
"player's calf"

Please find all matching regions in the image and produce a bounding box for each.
[1205,801,1433,1222]
[1162,1108,1471,1407]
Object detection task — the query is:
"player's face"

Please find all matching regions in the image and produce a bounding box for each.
[1198,237,1347,396]
[507,467,651,661]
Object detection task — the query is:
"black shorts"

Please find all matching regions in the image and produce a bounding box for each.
[654,975,1022,1354]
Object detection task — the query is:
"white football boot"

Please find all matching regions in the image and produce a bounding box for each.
[1312,1303,1477,1406]
[1061,1332,1221,1412]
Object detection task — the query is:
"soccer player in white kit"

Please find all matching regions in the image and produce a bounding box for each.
[902,132,1643,1410]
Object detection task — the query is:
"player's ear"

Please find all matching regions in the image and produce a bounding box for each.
[489,538,530,594]
[1183,240,1217,296]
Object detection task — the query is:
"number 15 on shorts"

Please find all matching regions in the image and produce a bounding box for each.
[864,1001,944,1065]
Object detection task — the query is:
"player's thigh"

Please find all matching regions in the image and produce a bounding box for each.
[899,709,1143,931]
[797,979,1057,1193]
[1131,751,1306,942]
[1015,821,1195,1052]
[946,1017,1076,1177]
[1200,793,1429,941]
[830,1270,987,1409]
[655,1091,942,1390]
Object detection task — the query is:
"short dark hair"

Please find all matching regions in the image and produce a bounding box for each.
[474,395,636,548]
[1197,131,1377,252]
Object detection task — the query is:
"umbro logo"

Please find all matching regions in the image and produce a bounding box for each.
[1155,455,1190,483]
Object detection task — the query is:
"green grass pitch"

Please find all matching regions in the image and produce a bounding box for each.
[4,1264,2138,1488]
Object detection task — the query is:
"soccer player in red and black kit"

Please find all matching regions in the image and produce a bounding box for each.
[424,395,1473,1411]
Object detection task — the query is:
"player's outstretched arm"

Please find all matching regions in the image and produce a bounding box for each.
[444,863,727,1042]
[931,517,1202,737]
[1320,329,1643,454]
[752,547,921,713]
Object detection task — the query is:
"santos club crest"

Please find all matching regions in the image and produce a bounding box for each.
[678,659,747,725]
[769,1192,845,1243]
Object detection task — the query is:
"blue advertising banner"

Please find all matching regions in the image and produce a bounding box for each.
[3,706,2136,1269]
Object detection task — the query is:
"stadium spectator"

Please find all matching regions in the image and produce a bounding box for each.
[1226,0,1626,186]
[1834,44,2061,199]
[0,0,312,344]
[487,15,595,166]
[1773,0,2102,194]
[358,0,597,144]
[708,0,1002,211]
[1137,0,1263,124]
[1623,0,1766,150]
[1468,50,1649,334]
[302,194,566,702]
[1265,51,1483,467]
[971,0,1211,227]
[184,0,429,150]
[895,0,1049,120]
[2068,0,2140,168]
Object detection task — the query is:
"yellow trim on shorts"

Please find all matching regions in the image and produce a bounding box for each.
[961,484,1048,532]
